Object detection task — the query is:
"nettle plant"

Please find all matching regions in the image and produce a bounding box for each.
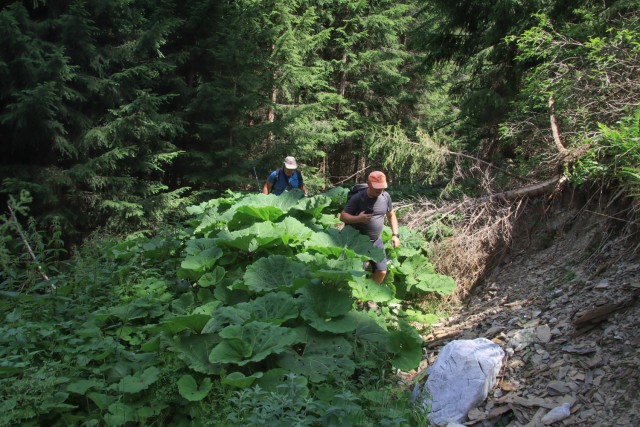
[0,188,454,426]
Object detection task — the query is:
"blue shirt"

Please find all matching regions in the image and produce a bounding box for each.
[267,168,304,195]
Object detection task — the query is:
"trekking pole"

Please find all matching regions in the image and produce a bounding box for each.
[253,167,261,192]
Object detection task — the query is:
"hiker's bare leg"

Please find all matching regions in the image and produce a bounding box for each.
[372,270,386,284]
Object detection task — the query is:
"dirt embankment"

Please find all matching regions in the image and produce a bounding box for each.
[420,193,640,426]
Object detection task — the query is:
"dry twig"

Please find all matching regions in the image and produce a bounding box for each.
[6,203,53,290]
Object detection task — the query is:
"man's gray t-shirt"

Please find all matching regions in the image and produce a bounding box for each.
[343,189,393,241]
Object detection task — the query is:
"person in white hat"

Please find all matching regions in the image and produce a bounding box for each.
[262,156,308,196]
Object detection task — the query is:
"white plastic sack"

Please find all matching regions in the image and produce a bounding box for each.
[415,338,505,426]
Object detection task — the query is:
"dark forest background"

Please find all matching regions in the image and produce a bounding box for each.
[1,0,638,241]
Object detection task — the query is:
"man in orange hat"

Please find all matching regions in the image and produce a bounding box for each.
[340,171,400,284]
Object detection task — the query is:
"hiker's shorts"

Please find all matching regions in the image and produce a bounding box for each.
[363,237,387,272]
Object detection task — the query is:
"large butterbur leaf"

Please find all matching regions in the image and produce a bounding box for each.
[105,402,138,426]
[152,314,211,334]
[298,283,356,333]
[108,367,160,394]
[177,375,212,401]
[305,227,384,262]
[201,306,252,334]
[171,333,223,374]
[181,238,223,272]
[388,322,424,371]
[243,255,309,293]
[236,292,299,325]
[413,273,456,295]
[216,221,281,252]
[399,255,456,295]
[197,266,226,288]
[208,321,299,366]
[222,371,264,389]
[223,192,302,227]
[274,216,314,245]
[348,275,395,303]
[278,334,355,383]
[291,195,332,219]
[389,226,427,258]
[350,311,389,348]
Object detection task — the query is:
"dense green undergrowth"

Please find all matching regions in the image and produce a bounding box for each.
[0,189,455,426]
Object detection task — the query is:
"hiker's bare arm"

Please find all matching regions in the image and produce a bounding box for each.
[262,181,272,195]
[300,184,308,196]
[340,210,372,224]
[387,210,400,248]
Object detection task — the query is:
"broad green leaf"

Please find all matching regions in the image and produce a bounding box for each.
[105,402,138,426]
[348,275,394,302]
[388,324,424,371]
[305,227,384,262]
[201,306,252,334]
[222,192,301,226]
[222,371,264,389]
[404,309,440,325]
[308,311,358,334]
[177,375,212,401]
[312,268,363,283]
[41,392,76,411]
[244,255,309,293]
[399,255,456,295]
[108,367,160,394]
[192,300,222,316]
[140,336,160,352]
[185,238,219,255]
[298,283,352,318]
[254,368,290,391]
[384,226,426,258]
[87,392,116,411]
[278,335,355,383]
[181,248,223,272]
[181,238,224,272]
[291,195,332,218]
[107,297,164,320]
[157,314,211,334]
[137,405,165,422]
[171,292,194,313]
[217,221,281,252]
[172,333,223,375]
[197,266,226,287]
[67,379,104,395]
[274,216,314,245]
[413,273,456,295]
[298,284,357,333]
[316,213,342,228]
[350,311,389,348]
[236,292,299,325]
[209,321,299,366]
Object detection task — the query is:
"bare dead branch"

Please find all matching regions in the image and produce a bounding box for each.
[549,96,569,158]
[6,203,53,289]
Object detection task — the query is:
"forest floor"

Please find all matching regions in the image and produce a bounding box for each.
[411,198,640,426]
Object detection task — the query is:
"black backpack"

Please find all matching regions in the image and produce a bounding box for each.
[346,183,368,203]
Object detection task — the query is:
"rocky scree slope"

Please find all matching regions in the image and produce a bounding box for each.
[418,201,640,426]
